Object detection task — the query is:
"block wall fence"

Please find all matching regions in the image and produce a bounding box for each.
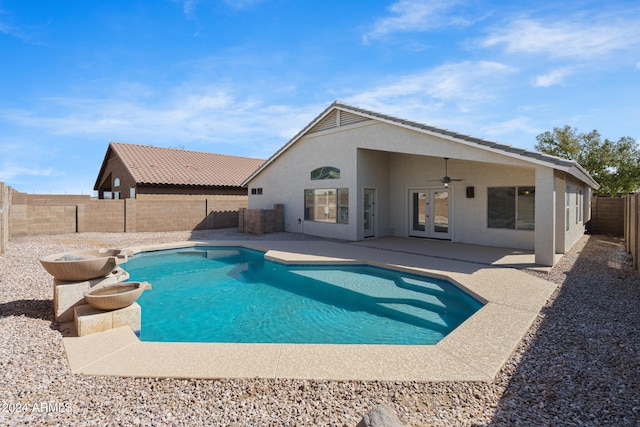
[238,205,284,235]
[587,196,625,236]
[0,183,258,254]
[1,182,634,269]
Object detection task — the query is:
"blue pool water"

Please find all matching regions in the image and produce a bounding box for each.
[122,246,483,345]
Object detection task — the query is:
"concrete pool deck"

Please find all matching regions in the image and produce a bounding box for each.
[62,239,557,382]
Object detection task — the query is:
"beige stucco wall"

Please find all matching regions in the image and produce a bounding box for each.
[561,175,590,253]
[247,127,359,240]
[387,152,537,249]
[356,149,391,240]
[248,119,593,258]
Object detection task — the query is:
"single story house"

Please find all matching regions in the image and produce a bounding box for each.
[243,101,599,266]
[95,142,265,199]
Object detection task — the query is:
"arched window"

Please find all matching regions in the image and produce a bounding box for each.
[114,177,121,187]
[311,166,340,180]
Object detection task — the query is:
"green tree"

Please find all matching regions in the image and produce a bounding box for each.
[535,126,640,195]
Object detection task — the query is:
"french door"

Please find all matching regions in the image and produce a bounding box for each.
[363,188,375,238]
[409,189,452,239]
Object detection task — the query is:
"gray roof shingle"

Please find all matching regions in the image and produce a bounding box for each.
[243,101,598,188]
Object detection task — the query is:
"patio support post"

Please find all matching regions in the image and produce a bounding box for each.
[535,167,556,266]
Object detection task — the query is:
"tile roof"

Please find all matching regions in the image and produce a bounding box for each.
[244,101,598,189]
[98,142,265,189]
[330,101,575,167]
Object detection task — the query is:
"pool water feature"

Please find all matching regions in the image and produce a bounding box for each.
[122,246,483,345]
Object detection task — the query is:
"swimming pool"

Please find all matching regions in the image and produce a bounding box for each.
[122,246,483,345]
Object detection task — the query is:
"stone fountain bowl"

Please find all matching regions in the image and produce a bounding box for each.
[84,282,152,311]
[40,249,131,282]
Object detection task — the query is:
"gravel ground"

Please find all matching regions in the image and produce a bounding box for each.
[0,229,638,426]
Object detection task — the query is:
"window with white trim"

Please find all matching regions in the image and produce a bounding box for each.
[566,185,571,231]
[304,188,348,224]
[575,188,579,224]
[579,189,583,223]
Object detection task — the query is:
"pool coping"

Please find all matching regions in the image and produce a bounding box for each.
[62,240,557,382]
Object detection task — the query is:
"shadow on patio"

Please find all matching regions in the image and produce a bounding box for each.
[352,236,546,270]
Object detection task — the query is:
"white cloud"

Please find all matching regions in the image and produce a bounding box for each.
[0,164,57,182]
[0,85,321,159]
[534,67,574,87]
[482,14,640,59]
[363,0,468,42]
[346,61,516,114]
[481,117,540,139]
[223,0,265,10]
[182,0,199,16]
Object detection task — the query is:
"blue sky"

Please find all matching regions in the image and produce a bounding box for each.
[1,0,639,194]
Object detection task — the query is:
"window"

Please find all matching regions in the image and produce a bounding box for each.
[488,186,535,230]
[575,188,579,224]
[517,187,535,230]
[337,188,349,223]
[251,188,263,195]
[566,185,571,231]
[579,189,583,223]
[113,177,120,187]
[304,188,348,224]
[129,187,136,198]
[311,166,340,180]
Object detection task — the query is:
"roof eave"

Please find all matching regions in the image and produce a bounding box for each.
[93,142,117,191]
[243,101,600,189]
[242,102,340,185]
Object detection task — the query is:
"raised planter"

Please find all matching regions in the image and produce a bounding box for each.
[40,249,131,282]
[83,282,152,311]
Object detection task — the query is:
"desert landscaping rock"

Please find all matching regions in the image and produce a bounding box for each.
[357,404,405,427]
[1,229,638,426]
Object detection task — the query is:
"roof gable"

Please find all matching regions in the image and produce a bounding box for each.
[94,142,265,190]
[308,109,373,134]
[243,101,598,188]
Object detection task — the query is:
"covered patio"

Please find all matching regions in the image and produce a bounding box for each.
[352,236,563,271]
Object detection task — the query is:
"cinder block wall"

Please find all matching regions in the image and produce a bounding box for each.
[588,197,624,236]
[27,205,77,235]
[81,199,126,232]
[4,187,248,239]
[134,199,205,232]
[238,204,284,235]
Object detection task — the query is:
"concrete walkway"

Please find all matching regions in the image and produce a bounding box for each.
[63,239,557,382]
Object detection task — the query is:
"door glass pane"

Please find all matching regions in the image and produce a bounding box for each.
[433,191,449,233]
[363,192,371,232]
[412,192,426,231]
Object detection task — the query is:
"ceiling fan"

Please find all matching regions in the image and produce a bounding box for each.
[429,157,463,187]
